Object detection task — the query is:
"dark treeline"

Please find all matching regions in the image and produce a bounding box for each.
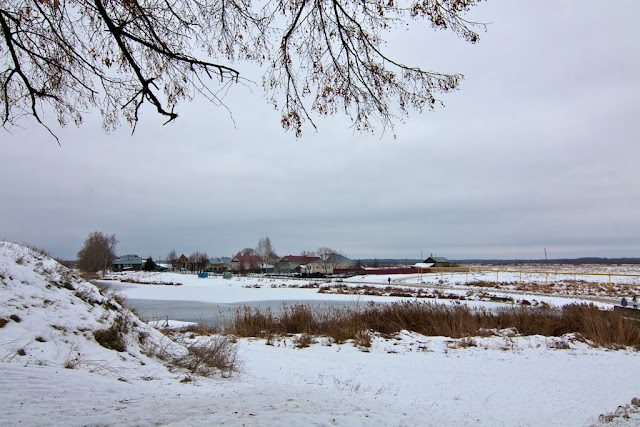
[456,258,640,265]
[358,258,640,266]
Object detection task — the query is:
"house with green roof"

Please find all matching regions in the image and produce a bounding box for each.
[112,255,142,271]
[207,257,231,273]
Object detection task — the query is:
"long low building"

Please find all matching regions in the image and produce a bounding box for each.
[112,255,142,271]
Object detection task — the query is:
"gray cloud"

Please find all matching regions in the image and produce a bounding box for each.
[1,1,639,261]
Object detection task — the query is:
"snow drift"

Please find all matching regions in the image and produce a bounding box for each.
[0,241,186,378]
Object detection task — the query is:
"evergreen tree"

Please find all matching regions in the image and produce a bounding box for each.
[142,257,156,272]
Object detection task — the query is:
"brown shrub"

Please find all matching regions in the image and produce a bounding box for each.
[173,336,239,377]
[294,333,315,348]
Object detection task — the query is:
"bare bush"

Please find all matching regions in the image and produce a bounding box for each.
[173,336,240,378]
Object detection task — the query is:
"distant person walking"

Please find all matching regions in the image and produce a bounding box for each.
[388,277,391,285]
[633,296,638,310]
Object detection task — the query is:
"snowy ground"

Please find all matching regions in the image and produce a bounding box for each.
[2,244,640,426]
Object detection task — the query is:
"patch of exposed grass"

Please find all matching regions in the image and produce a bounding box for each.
[74,288,100,306]
[547,338,571,350]
[118,278,182,286]
[93,315,130,352]
[79,272,101,281]
[9,314,21,323]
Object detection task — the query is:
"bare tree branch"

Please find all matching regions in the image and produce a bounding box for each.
[0,0,484,140]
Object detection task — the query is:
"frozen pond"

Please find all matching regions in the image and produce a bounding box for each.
[98,280,369,324]
[124,298,364,325]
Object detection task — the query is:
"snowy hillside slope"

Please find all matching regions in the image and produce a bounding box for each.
[0,241,185,378]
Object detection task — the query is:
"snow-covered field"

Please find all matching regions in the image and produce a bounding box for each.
[2,243,640,426]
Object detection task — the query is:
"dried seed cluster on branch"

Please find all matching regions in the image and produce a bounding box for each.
[0,0,484,139]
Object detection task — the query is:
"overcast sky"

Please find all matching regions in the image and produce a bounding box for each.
[1,1,639,261]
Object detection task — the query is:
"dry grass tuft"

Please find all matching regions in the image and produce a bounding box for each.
[93,315,131,352]
[173,336,240,377]
[176,323,221,336]
[353,330,372,350]
[293,333,315,348]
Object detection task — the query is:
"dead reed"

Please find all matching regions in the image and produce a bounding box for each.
[223,301,640,349]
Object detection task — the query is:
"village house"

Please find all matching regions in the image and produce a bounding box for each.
[206,257,231,273]
[177,254,190,271]
[229,255,264,273]
[276,255,321,274]
[425,256,451,267]
[112,255,142,271]
[308,253,355,275]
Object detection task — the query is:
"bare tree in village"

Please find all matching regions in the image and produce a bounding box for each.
[0,0,485,141]
[237,247,258,257]
[77,231,118,273]
[188,251,209,273]
[316,246,343,274]
[166,249,178,271]
[256,236,278,271]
